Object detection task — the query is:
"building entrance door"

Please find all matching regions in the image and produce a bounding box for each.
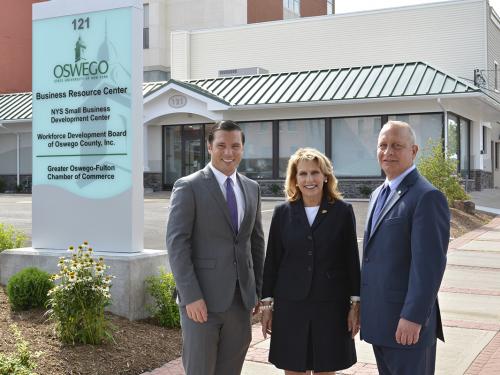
[163,123,210,188]
[183,125,203,176]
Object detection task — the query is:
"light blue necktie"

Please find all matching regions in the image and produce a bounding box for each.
[226,177,238,234]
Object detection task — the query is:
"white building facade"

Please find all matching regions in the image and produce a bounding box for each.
[163,0,500,193]
[143,0,247,81]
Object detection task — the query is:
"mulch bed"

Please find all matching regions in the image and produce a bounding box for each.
[0,206,493,375]
[0,287,181,375]
[450,208,494,239]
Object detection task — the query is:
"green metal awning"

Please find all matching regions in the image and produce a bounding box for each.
[0,92,32,121]
[187,62,480,106]
[143,79,230,105]
[0,62,488,122]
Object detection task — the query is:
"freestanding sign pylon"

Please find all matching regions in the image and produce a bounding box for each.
[32,0,143,253]
[0,0,166,320]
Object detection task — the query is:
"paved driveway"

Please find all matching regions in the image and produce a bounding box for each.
[0,193,369,250]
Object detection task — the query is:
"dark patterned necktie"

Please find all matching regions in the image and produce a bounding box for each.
[370,184,391,234]
[226,177,238,234]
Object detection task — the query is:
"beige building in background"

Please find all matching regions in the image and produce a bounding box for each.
[143,0,331,81]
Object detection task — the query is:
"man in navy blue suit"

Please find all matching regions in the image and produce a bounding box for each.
[360,121,450,374]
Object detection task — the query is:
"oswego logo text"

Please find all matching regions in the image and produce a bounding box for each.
[53,36,109,79]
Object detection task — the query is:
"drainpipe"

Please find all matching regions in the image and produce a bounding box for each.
[16,133,20,187]
[436,98,448,152]
[0,123,21,188]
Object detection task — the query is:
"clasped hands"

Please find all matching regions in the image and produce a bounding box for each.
[347,303,360,338]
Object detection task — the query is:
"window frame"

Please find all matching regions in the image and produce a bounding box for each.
[159,111,474,182]
[327,0,334,15]
[143,3,150,50]
[495,61,499,92]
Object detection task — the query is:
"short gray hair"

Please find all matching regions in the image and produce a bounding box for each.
[381,120,417,145]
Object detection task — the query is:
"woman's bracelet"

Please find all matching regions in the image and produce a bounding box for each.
[260,303,273,311]
[350,300,360,309]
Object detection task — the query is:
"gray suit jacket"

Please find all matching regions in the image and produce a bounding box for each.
[166,165,266,312]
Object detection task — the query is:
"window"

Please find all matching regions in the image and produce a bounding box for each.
[283,0,300,18]
[143,4,149,49]
[332,117,381,176]
[447,115,459,161]
[459,118,470,178]
[237,122,273,179]
[279,119,325,177]
[163,125,182,186]
[327,0,334,14]
[482,126,488,154]
[495,61,499,91]
[496,142,499,170]
[388,113,443,164]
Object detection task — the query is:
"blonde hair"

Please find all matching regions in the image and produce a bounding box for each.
[284,147,343,202]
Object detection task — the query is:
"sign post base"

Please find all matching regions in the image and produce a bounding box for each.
[0,248,169,320]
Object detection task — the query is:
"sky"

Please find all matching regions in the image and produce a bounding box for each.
[335,0,500,15]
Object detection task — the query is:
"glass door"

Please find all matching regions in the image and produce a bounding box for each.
[163,125,182,187]
[183,125,203,175]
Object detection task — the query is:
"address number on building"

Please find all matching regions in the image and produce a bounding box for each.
[168,95,187,108]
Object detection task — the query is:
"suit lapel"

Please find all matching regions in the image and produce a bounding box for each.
[310,195,331,232]
[366,169,420,243]
[364,185,383,236]
[236,173,251,237]
[292,195,331,232]
[370,186,406,236]
[201,166,236,236]
[291,199,309,230]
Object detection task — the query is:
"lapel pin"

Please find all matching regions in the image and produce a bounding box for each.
[321,210,327,214]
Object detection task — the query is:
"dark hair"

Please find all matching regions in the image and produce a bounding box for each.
[207,120,245,145]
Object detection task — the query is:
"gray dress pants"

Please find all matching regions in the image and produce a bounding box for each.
[180,287,252,375]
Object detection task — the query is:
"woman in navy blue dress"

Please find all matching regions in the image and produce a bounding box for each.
[261,148,361,374]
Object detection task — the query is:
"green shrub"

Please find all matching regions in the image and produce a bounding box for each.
[0,223,27,252]
[269,183,282,196]
[146,268,180,328]
[0,324,41,375]
[418,140,469,204]
[358,185,373,198]
[0,178,6,193]
[47,242,115,345]
[6,267,53,311]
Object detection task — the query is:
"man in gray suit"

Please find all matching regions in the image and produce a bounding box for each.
[167,120,266,375]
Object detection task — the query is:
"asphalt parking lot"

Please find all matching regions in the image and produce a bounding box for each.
[0,193,369,250]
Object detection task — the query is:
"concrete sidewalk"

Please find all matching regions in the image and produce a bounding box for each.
[469,188,500,215]
[142,214,500,375]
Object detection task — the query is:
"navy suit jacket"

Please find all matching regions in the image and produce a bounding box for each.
[360,169,450,349]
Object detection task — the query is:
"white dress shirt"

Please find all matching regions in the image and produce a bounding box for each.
[304,206,320,226]
[208,162,245,228]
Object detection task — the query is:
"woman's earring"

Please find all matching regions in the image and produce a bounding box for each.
[324,179,328,183]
